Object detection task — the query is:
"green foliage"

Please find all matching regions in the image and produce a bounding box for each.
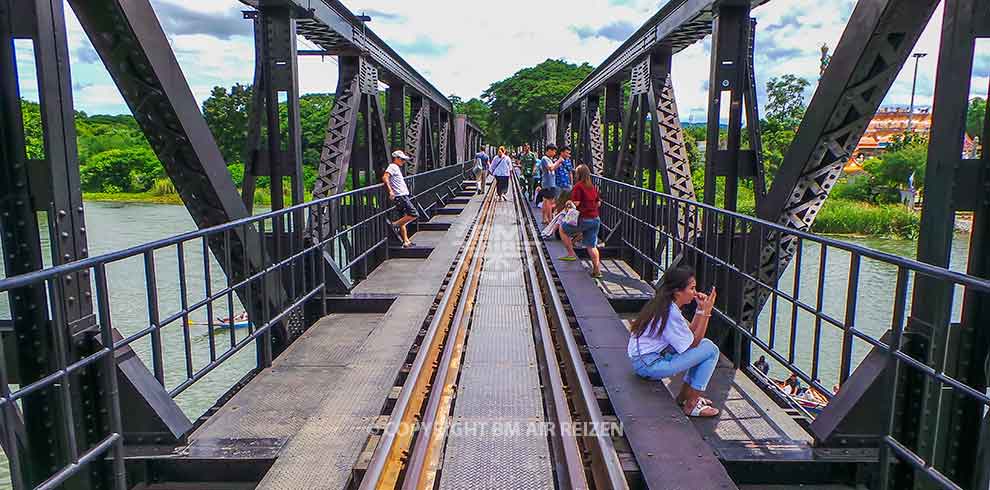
[202,84,253,163]
[21,100,45,159]
[966,97,985,139]
[811,198,920,238]
[201,85,334,189]
[861,133,927,202]
[761,75,810,180]
[149,178,177,196]
[76,113,152,164]
[765,75,810,126]
[452,96,494,140]
[81,148,163,193]
[482,59,594,144]
[829,176,874,202]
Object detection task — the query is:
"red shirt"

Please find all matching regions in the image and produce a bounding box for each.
[570,181,600,219]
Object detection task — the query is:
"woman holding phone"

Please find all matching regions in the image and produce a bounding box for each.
[627,266,721,417]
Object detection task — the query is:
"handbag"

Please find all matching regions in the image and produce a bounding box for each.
[561,208,580,228]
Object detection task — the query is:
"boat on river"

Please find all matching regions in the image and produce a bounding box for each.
[191,312,252,330]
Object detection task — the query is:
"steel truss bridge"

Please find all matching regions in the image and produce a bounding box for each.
[0,0,987,489]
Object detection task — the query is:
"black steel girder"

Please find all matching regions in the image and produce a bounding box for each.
[560,0,769,112]
[242,0,452,113]
[66,0,290,356]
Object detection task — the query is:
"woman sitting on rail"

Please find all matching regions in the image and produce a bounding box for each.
[627,266,720,417]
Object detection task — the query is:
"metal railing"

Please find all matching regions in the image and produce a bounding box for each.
[593,175,990,489]
[0,162,466,490]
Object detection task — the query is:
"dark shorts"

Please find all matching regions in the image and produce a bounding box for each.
[391,195,419,220]
[539,187,559,201]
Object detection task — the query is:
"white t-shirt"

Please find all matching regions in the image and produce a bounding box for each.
[490,155,512,177]
[385,163,409,197]
[627,303,694,359]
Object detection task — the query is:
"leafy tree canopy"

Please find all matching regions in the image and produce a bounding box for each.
[482,59,594,144]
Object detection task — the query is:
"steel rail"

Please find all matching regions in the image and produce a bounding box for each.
[401,188,497,490]
[358,187,496,490]
[511,180,593,490]
[515,180,629,489]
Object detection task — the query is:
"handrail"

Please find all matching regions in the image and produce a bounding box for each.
[593,175,990,292]
[0,162,471,290]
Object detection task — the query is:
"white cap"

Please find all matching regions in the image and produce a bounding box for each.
[392,150,412,161]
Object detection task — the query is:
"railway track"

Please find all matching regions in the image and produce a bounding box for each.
[355,179,635,490]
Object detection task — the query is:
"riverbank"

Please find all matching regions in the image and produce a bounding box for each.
[83,188,283,206]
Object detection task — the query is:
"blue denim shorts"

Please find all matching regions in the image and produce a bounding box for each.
[561,217,600,248]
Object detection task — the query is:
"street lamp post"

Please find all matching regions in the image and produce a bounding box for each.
[907,52,927,131]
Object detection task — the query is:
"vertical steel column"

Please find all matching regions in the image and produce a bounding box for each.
[256,6,304,211]
[604,83,622,177]
[0,0,99,488]
[438,109,451,166]
[242,13,266,212]
[387,83,406,151]
[454,114,468,163]
[702,1,750,210]
[902,0,989,486]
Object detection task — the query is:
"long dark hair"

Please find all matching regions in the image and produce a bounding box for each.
[630,266,695,337]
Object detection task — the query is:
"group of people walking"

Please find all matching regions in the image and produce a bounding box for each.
[395,143,728,420]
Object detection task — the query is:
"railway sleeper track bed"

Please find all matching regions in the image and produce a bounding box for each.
[351,180,635,489]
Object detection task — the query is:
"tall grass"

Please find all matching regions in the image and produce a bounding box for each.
[811,199,920,238]
[149,178,176,196]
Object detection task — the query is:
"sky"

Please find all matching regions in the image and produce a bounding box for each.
[12,0,990,124]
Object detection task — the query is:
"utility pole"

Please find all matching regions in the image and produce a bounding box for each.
[907,52,927,131]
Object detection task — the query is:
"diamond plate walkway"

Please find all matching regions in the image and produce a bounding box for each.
[438,196,555,490]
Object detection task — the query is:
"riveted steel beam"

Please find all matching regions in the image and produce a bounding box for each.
[242,0,451,113]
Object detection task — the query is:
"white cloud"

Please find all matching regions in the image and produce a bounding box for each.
[10,0,987,124]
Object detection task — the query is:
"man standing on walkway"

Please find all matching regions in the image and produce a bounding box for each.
[539,145,561,225]
[383,150,418,248]
[517,143,538,200]
[555,146,575,209]
[473,147,490,195]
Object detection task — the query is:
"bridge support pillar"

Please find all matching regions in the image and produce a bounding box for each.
[604,83,622,177]
[388,82,406,151]
[0,1,107,487]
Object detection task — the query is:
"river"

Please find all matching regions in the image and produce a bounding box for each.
[0,201,976,486]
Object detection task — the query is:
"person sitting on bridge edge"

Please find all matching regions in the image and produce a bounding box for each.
[754,355,770,376]
[490,146,513,202]
[784,373,802,395]
[383,150,418,248]
[538,144,562,225]
[473,147,490,195]
[628,266,720,418]
[557,164,602,279]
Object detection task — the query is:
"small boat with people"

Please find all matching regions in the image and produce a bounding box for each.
[752,367,830,416]
[190,312,253,330]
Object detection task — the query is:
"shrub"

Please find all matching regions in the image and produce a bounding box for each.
[81,148,163,193]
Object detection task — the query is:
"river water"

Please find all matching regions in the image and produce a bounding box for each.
[0,202,976,485]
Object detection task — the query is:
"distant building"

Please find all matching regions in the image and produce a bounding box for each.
[852,107,932,161]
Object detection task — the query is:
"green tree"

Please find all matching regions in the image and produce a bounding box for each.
[451,96,493,139]
[20,100,45,159]
[765,75,810,126]
[861,133,928,203]
[81,147,163,193]
[967,97,986,138]
[482,59,594,144]
[202,83,253,163]
[761,75,810,179]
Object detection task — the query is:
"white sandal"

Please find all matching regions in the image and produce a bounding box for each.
[686,400,720,418]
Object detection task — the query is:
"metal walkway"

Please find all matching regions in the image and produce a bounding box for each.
[438,194,554,489]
